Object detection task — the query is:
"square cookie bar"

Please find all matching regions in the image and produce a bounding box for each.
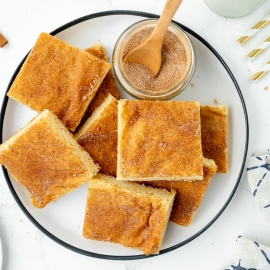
[200,105,228,173]
[74,94,118,176]
[117,100,203,181]
[83,174,175,255]
[0,110,99,208]
[7,32,111,131]
[141,157,217,226]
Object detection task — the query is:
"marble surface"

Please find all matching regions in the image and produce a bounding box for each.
[0,0,270,269]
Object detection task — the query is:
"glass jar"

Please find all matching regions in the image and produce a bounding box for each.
[112,19,195,100]
[204,0,267,18]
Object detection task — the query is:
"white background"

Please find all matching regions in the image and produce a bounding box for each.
[0,0,270,269]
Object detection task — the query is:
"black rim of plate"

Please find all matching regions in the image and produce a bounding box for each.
[0,10,249,260]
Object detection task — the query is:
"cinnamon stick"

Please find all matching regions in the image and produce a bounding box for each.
[0,33,8,48]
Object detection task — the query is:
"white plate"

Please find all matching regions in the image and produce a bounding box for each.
[0,11,248,260]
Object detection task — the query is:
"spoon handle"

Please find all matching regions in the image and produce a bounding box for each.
[151,0,183,42]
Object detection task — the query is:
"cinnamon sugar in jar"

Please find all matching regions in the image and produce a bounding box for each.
[112,19,195,100]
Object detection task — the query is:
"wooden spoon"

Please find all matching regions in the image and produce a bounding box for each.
[123,0,183,76]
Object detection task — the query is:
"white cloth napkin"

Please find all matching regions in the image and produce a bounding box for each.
[246,149,270,221]
[222,236,270,270]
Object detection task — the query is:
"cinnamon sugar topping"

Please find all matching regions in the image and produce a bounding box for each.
[122,27,188,93]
